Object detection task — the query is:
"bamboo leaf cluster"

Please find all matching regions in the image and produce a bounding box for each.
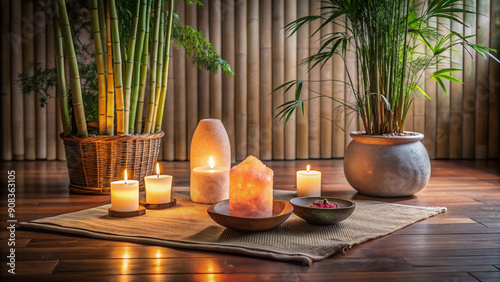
[274,0,499,135]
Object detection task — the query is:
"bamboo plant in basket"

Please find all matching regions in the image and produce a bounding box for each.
[20,0,233,194]
[274,0,499,197]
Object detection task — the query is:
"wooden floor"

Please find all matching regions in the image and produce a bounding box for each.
[0,159,499,281]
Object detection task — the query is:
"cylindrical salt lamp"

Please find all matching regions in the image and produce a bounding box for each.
[190,119,231,203]
[191,156,230,203]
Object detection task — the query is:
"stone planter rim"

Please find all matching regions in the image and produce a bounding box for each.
[349,131,424,145]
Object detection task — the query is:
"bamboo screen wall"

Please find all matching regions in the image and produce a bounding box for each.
[1,0,499,162]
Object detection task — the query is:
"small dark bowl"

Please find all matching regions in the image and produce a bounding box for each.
[290,197,356,225]
[207,200,293,232]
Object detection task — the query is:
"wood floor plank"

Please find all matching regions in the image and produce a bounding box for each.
[344,247,500,259]
[414,266,498,273]
[469,271,500,282]
[0,260,58,275]
[405,256,500,267]
[1,246,242,261]
[50,257,415,275]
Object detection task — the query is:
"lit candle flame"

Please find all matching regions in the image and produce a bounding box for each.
[156,162,160,177]
[209,156,215,169]
[124,169,128,184]
[307,165,310,173]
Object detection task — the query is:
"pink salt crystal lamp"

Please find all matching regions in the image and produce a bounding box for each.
[190,119,231,203]
[229,155,273,218]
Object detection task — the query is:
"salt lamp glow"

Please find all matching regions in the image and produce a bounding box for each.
[229,155,273,218]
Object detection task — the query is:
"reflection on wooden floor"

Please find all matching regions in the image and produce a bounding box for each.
[0,160,499,281]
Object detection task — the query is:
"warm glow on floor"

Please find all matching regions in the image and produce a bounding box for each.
[203,259,218,273]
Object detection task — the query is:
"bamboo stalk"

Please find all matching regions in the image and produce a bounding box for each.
[284,0,297,160]
[462,0,476,159]
[165,49,175,161]
[89,0,107,135]
[56,101,66,160]
[222,0,235,162]
[332,20,345,158]
[54,6,71,137]
[135,0,152,134]
[197,0,210,120]
[405,102,414,132]
[475,0,490,159]
[151,11,165,134]
[35,1,47,159]
[295,0,308,160]
[210,0,222,119]
[308,0,320,159]
[450,4,464,159]
[436,16,451,159]
[259,0,272,160]
[174,0,187,160]
[424,16,437,159]
[123,0,141,135]
[23,0,36,159]
[186,2,198,155]
[46,15,56,160]
[106,9,115,135]
[97,0,107,73]
[489,0,500,158]
[344,21,357,147]
[154,0,175,133]
[11,0,24,160]
[272,0,285,160]
[247,0,260,158]
[320,14,333,159]
[1,0,12,160]
[144,0,162,134]
[412,0,426,137]
[109,0,125,136]
[57,0,87,137]
[129,0,148,134]
[235,0,248,161]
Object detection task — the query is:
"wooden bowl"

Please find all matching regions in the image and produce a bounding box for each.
[290,197,356,225]
[207,200,293,232]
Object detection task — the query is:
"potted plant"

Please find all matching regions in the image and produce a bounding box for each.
[19,0,233,194]
[274,0,498,197]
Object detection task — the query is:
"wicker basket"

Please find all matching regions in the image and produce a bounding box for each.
[60,131,164,194]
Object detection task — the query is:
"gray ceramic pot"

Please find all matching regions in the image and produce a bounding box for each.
[343,131,431,197]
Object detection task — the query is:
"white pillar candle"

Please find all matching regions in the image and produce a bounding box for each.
[111,170,139,212]
[191,156,229,204]
[296,165,321,197]
[145,163,173,204]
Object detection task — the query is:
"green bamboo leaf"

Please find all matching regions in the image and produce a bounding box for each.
[434,68,461,75]
[270,80,299,95]
[432,76,448,95]
[416,85,431,99]
[434,73,464,84]
[294,81,303,100]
